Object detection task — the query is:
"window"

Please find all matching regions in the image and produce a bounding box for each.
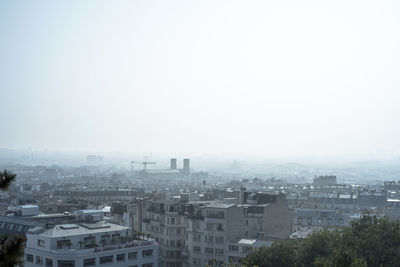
[142,249,153,257]
[100,235,110,246]
[205,247,213,254]
[307,217,312,226]
[112,234,121,244]
[36,255,43,265]
[216,224,224,231]
[206,222,213,230]
[193,246,201,254]
[57,260,75,267]
[229,244,239,252]
[84,236,96,248]
[215,236,224,244]
[38,239,45,247]
[208,260,223,265]
[167,251,181,258]
[46,258,53,267]
[128,252,138,260]
[193,234,201,242]
[243,246,252,253]
[193,258,201,265]
[215,248,224,255]
[116,254,125,262]
[205,235,213,243]
[206,211,225,219]
[57,239,72,249]
[99,256,113,264]
[83,258,96,267]
[142,264,153,267]
[26,254,33,262]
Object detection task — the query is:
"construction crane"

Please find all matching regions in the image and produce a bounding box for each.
[131,161,156,170]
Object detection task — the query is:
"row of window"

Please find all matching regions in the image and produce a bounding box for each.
[191,257,225,266]
[193,246,224,255]
[192,234,225,244]
[228,244,252,253]
[186,222,224,231]
[158,238,183,247]
[26,250,153,267]
[148,213,183,225]
[149,225,184,236]
[206,211,225,219]
[297,217,343,226]
[0,222,31,233]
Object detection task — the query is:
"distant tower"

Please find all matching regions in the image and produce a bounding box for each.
[170,158,177,170]
[183,158,190,176]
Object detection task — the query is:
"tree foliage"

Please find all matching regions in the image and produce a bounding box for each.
[0,170,25,267]
[243,214,400,267]
[0,234,26,267]
[0,170,16,190]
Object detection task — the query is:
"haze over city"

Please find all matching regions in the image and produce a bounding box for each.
[2,0,400,158]
[4,1,400,267]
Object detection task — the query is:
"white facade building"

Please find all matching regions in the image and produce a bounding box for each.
[25,211,158,267]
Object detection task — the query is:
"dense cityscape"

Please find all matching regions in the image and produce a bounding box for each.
[2,0,400,266]
[1,150,400,266]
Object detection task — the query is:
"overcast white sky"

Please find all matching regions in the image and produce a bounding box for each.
[1,0,400,158]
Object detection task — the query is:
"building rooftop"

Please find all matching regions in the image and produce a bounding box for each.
[206,203,236,209]
[35,221,128,238]
[141,169,181,174]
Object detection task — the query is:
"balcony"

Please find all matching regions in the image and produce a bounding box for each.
[49,239,155,256]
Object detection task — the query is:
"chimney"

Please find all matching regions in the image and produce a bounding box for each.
[170,158,177,169]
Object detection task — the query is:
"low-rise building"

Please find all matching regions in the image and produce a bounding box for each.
[25,210,159,267]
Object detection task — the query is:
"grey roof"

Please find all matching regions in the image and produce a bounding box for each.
[142,169,181,174]
[0,215,42,236]
[37,221,128,238]
[206,203,236,209]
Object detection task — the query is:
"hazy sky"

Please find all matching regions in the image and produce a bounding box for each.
[1,0,400,157]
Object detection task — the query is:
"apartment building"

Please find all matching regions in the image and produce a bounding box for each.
[25,210,159,267]
[143,199,186,267]
[184,192,291,267]
[292,208,350,233]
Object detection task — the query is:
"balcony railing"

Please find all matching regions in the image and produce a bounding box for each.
[48,240,155,255]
